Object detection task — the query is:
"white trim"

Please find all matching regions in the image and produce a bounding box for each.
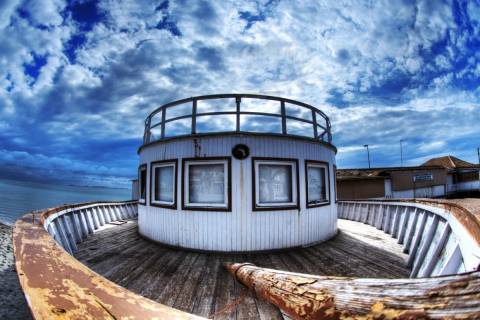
[254,160,297,207]
[306,162,329,204]
[184,159,229,208]
[151,162,176,206]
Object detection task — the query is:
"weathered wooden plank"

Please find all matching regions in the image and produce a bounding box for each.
[90,207,101,229]
[403,208,419,253]
[60,215,78,252]
[74,219,411,319]
[391,206,402,237]
[418,224,451,278]
[438,244,462,276]
[411,215,440,277]
[397,207,410,244]
[407,211,429,267]
[54,217,72,253]
[225,263,480,320]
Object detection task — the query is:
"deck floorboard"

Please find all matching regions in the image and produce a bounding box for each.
[75,219,410,319]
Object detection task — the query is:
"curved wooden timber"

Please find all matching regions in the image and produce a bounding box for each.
[226,199,480,319]
[13,198,480,319]
[13,201,204,319]
[225,262,480,319]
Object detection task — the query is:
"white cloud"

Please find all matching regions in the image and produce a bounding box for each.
[1,0,479,182]
[0,0,21,29]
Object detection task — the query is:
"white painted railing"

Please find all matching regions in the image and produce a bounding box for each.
[43,201,138,255]
[338,200,480,278]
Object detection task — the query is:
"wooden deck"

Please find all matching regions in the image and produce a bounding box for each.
[75,219,410,319]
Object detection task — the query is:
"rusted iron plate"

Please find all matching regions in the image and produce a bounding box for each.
[13,208,204,320]
[225,262,480,319]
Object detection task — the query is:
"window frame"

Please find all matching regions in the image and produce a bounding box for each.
[252,157,300,211]
[333,164,338,203]
[138,164,147,205]
[305,160,330,208]
[181,157,232,211]
[149,159,178,209]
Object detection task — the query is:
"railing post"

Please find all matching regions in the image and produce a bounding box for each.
[236,96,241,132]
[191,100,197,134]
[161,107,166,139]
[144,117,151,143]
[312,110,318,139]
[281,101,287,134]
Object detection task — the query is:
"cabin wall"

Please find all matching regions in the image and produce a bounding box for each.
[138,135,337,252]
[337,179,385,200]
[390,169,447,191]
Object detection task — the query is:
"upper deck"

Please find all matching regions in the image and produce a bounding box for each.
[142,94,333,146]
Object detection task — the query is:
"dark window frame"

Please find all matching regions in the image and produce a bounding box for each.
[252,157,300,211]
[149,159,178,209]
[305,160,331,208]
[138,164,147,205]
[181,157,232,212]
[333,164,338,203]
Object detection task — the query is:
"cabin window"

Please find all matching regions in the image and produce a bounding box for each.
[183,158,231,211]
[151,160,177,208]
[253,158,299,210]
[305,160,330,207]
[138,164,147,204]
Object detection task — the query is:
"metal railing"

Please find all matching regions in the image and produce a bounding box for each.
[143,94,332,144]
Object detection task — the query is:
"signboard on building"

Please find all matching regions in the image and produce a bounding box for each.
[413,172,433,182]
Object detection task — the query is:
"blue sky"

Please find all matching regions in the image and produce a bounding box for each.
[0,0,479,188]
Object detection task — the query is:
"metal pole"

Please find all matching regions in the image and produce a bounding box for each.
[400,139,404,167]
[364,144,371,168]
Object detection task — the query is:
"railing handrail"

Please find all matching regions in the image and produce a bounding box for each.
[142,93,332,144]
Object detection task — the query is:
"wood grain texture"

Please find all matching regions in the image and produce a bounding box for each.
[75,219,409,319]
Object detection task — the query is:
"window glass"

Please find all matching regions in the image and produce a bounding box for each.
[139,166,146,201]
[189,164,225,204]
[307,165,327,203]
[155,165,174,203]
[258,164,293,203]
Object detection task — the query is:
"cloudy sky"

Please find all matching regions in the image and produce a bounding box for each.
[0,0,479,188]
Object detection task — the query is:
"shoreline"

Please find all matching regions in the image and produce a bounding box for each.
[0,223,32,319]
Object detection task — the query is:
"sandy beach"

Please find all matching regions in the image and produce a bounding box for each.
[0,223,32,319]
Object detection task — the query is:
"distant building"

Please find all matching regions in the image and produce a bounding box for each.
[422,155,480,195]
[337,155,479,200]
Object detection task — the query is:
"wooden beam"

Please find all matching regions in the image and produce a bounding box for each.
[407,211,428,267]
[410,215,440,277]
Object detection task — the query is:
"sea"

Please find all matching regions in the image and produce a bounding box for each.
[0,178,132,226]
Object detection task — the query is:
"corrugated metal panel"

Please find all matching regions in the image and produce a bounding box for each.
[138,135,337,252]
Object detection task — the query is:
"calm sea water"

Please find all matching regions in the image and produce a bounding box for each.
[0,178,132,225]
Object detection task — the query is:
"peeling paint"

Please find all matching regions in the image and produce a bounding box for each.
[225,262,480,319]
[13,204,204,320]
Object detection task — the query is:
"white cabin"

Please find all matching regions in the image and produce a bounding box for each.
[137,94,337,252]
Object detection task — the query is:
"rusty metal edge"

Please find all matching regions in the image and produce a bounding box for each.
[13,201,205,320]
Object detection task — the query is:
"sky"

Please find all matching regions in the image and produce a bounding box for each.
[0,0,479,188]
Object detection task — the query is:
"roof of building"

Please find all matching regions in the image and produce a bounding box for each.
[421,155,477,169]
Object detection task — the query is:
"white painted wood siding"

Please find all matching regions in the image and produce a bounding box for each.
[138,134,337,252]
